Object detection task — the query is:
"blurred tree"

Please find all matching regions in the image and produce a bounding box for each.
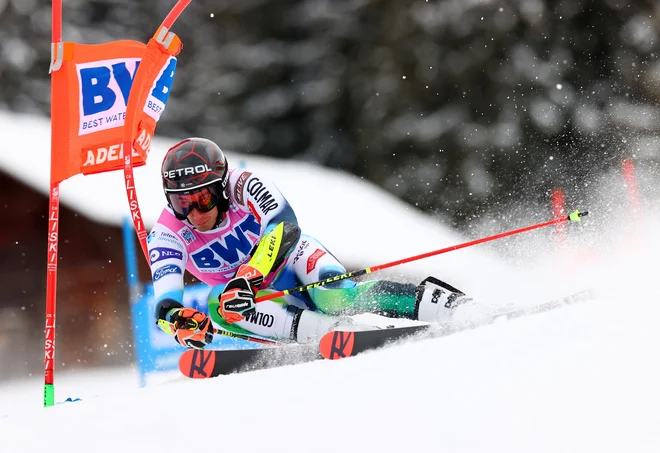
[1,0,659,227]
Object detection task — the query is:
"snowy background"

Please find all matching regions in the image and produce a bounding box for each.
[1,107,659,451]
[3,0,660,224]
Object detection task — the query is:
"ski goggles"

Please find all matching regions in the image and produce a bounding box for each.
[166,186,222,218]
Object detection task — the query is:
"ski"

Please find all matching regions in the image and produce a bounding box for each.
[179,289,594,377]
[319,325,431,360]
[178,343,320,378]
[319,289,595,360]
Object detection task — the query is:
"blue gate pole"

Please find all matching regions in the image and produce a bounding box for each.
[122,217,146,387]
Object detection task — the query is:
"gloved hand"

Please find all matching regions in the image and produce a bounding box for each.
[219,264,263,323]
[170,308,214,349]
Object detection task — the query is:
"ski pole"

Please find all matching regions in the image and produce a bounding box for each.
[256,210,588,303]
[211,327,281,345]
[159,319,282,346]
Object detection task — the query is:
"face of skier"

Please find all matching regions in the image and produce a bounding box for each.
[168,187,221,232]
[186,205,218,232]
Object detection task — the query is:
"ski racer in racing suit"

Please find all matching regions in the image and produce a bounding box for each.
[149,138,469,349]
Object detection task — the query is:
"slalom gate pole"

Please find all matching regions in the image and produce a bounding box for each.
[255,210,589,303]
[621,159,641,219]
[44,0,63,408]
[551,188,567,245]
[122,0,192,262]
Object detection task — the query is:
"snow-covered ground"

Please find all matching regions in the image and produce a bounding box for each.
[1,110,659,451]
[1,259,658,452]
[0,225,657,453]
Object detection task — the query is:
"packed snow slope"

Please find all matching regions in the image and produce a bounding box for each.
[1,233,659,452]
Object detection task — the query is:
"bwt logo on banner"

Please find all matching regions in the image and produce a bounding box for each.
[76,56,177,136]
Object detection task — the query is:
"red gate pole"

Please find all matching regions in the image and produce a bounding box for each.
[44,0,64,408]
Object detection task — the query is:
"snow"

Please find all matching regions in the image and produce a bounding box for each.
[2,268,659,452]
[2,110,660,451]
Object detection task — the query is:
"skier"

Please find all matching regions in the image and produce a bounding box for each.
[148,137,470,349]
